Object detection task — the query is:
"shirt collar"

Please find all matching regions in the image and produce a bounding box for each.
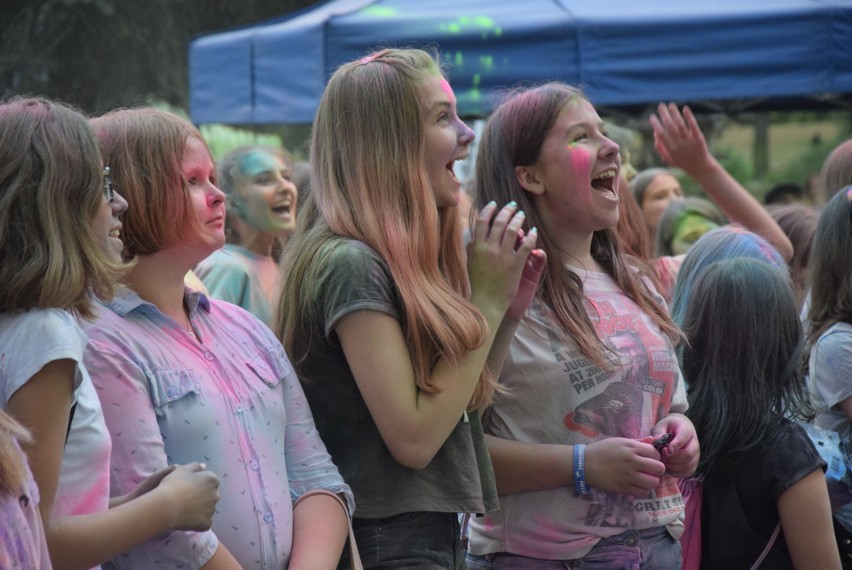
[100,286,211,317]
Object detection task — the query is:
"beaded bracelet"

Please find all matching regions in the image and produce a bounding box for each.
[573,443,590,496]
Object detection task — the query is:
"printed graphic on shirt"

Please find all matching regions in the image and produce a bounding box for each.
[535,291,682,529]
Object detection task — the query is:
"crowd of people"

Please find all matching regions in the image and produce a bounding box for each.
[0,46,850,569]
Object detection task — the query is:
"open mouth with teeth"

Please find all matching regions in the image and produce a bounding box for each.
[592,169,617,194]
[271,204,292,216]
[108,229,121,239]
[446,159,463,183]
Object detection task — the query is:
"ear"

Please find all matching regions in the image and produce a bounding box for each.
[514,165,545,196]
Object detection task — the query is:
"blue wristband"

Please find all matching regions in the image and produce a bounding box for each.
[574,444,590,496]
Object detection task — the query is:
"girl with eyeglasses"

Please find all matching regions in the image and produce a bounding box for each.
[0,97,221,570]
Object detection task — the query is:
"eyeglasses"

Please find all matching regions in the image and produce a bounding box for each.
[103,166,115,203]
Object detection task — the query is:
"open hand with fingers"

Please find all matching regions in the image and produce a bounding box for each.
[468,201,543,319]
[649,102,714,176]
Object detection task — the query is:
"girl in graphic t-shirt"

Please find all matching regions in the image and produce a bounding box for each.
[465,84,699,568]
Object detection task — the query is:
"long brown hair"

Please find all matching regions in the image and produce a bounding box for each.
[474,83,681,370]
[808,188,852,345]
[0,97,121,318]
[278,48,496,407]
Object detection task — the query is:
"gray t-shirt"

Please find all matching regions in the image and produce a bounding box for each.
[809,321,852,447]
[297,239,498,519]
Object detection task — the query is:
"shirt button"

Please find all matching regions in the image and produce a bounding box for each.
[166,388,177,398]
[235,404,244,413]
[250,459,259,470]
[263,512,273,523]
[204,352,215,361]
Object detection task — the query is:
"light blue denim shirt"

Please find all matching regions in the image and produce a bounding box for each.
[83,287,353,569]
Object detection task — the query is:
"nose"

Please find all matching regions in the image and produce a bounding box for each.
[458,119,476,148]
[208,183,226,207]
[111,190,129,216]
[600,135,619,160]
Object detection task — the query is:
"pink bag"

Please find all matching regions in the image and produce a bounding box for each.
[678,476,703,570]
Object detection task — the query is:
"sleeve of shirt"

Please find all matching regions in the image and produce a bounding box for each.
[83,338,219,569]
[270,347,355,514]
[767,421,827,502]
[321,241,399,339]
[811,329,852,411]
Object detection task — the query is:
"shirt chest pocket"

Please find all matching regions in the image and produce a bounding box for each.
[244,350,291,390]
[146,368,202,412]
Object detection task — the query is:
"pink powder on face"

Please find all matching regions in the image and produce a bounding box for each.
[567,144,594,196]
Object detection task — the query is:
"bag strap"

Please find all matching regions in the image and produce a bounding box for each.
[293,489,362,570]
[749,521,781,570]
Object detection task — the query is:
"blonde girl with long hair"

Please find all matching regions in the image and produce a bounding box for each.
[277,48,543,568]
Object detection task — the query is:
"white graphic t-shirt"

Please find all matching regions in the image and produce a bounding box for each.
[468,265,688,560]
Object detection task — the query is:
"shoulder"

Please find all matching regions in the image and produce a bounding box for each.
[195,246,252,277]
[812,323,852,363]
[0,308,84,352]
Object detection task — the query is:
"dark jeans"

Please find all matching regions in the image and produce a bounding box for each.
[466,527,681,570]
[339,511,466,570]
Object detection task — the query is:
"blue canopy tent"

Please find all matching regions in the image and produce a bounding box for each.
[189,0,852,124]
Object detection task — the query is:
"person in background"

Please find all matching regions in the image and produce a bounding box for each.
[278,48,543,569]
[669,225,786,329]
[654,197,727,258]
[807,186,852,538]
[194,145,297,325]
[466,82,698,568]
[627,104,792,305]
[764,182,805,206]
[767,203,819,310]
[680,257,837,569]
[0,97,221,570]
[632,167,684,247]
[820,139,852,204]
[85,107,352,569]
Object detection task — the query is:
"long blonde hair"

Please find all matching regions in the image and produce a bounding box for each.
[278,48,496,407]
[0,97,121,318]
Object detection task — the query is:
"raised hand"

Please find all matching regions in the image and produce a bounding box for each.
[468,201,540,318]
[649,103,713,176]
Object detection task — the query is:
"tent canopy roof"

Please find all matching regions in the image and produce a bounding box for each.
[189,0,852,124]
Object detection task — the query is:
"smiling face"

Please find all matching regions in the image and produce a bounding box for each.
[522,97,621,238]
[92,182,129,263]
[231,149,297,236]
[640,172,684,234]
[419,74,475,208]
[180,136,227,253]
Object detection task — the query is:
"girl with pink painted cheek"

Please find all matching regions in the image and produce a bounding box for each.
[467,83,699,568]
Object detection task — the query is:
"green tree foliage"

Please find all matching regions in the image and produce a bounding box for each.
[0,0,316,116]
